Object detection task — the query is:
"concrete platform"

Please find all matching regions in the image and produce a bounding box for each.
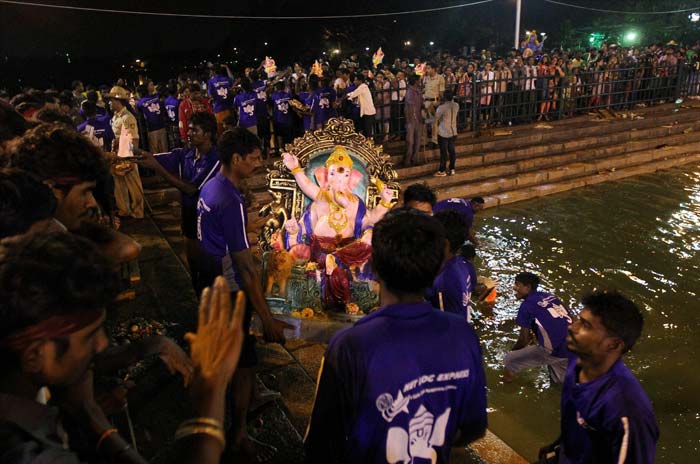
[141,197,528,463]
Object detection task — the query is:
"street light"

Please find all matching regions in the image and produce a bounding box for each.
[690,12,700,22]
[429,41,435,46]
[365,47,370,51]
[332,49,340,55]
[514,0,522,49]
[404,40,412,46]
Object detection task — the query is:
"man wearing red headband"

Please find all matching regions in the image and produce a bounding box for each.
[0,232,250,464]
[7,123,140,263]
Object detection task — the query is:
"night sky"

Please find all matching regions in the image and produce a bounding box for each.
[0,0,689,89]
[0,0,600,58]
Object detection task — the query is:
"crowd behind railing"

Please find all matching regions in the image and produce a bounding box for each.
[3,41,700,159]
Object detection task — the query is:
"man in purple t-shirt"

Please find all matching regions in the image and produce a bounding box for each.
[77,100,114,152]
[432,196,485,245]
[196,128,291,462]
[310,76,337,130]
[305,208,487,463]
[539,290,658,464]
[427,210,476,323]
[233,78,258,134]
[135,112,219,289]
[251,71,271,156]
[163,81,181,149]
[136,80,168,153]
[503,272,574,384]
[271,81,293,156]
[207,65,234,134]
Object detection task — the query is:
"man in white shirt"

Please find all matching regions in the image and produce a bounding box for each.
[347,74,376,138]
[391,70,407,139]
[524,56,539,121]
[434,91,460,177]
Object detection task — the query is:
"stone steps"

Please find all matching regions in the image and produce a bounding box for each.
[400,120,700,185]
[445,146,700,207]
[244,103,700,191]
[248,117,700,207]
[484,152,700,208]
[145,103,700,215]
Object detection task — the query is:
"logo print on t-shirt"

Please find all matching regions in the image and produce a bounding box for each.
[146,102,161,114]
[217,87,229,98]
[386,405,451,464]
[243,103,255,116]
[376,391,410,423]
[276,101,289,114]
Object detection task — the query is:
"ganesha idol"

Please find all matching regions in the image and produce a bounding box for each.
[280,146,395,313]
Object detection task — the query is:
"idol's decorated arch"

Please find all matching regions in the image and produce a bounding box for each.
[258,117,400,317]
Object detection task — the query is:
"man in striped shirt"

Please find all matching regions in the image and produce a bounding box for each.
[542,290,658,463]
[502,272,573,384]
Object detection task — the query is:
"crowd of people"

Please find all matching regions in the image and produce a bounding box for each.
[0,41,665,464]
[4,39,700,179]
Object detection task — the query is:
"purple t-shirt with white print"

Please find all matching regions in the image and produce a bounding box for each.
[234,91,258,128]
[207,75,234,113]
[515,291,573,358]
[271,90,292,126]
[560,358,659,464]
[197,172,249,290]
[136,95,165,131]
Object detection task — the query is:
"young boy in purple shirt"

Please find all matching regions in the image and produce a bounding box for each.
[503,272,574,384]
[196,127,291,462]
[233,78,258,133]
[432,196,485,246]
[135,112,220,289]
[427,210,476,323]
[305,207,487,463]
[539,290,658,464]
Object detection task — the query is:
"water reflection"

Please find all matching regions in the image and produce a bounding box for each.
[472,164,700,462]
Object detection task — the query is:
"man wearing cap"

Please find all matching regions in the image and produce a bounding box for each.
[106,85,144,219]
[433,196,485,246]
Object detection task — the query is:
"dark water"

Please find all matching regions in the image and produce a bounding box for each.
[473,164,700,463]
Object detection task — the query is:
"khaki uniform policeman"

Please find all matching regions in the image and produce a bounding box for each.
[106,86,144,218]
[422,66,446,146]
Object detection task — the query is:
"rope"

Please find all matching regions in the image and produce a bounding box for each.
[0,0,496,20]
[543,0,700,15]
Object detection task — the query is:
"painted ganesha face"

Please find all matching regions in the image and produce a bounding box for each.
[327,164,352,192]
